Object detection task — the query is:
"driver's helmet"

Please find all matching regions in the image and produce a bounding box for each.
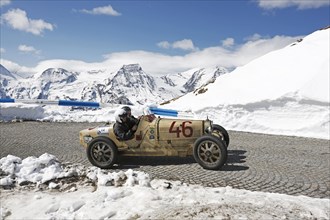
[114,108,128,123]
[122,106,132,116]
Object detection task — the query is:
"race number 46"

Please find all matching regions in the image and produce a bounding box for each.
[169,121,193,137]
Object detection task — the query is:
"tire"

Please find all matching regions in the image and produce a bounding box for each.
[86,137,118,169]
[193,135,227,170]
[212,124,230,147]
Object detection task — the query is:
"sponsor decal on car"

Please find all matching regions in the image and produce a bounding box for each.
[97,127,109,134]
[149,127,155,139]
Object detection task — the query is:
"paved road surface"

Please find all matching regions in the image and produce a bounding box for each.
[0,122,329,198]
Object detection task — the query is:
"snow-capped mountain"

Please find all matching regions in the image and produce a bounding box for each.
[1,68,79,100]
[35,68,78,99]
[0,63,228,105]
[102,64,157,105]
[0,64,16,80]
[158,66,227,94]
[183,67,227,93]
[0,64,16,98]
[38,68,77,84]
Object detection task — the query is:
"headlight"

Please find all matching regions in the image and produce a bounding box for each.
[83,136,93,143]
[205,126,212,133]
[204,118,213,133]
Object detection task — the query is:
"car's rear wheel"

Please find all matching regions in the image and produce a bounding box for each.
[193,135,227,170]
[87,137,118,169]
[212,124,229,147]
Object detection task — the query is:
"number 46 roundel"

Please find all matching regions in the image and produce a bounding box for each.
[169,121,193,138]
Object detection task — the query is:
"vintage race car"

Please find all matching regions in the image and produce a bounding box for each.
[79,115,229,170]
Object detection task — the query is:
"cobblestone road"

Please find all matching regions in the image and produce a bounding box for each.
[0,122,329,198]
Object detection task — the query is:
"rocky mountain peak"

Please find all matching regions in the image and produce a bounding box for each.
[110,64,156,90]
[39,68,77,84]
[183,67,228,93]
[120,64,142,73]
[214,66,228,77]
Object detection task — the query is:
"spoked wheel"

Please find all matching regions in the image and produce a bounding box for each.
[87,137,118,169]
[193,135,227,170]
[212,124,230,147]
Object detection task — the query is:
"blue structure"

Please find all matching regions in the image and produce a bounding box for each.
[148,107,178,117]
[0,98,193,118]
[0,98,101,108]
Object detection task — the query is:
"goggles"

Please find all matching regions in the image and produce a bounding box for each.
[119,113,128,119]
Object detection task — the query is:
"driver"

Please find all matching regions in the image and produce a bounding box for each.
[114,106,139,141]
[122,106,139,126]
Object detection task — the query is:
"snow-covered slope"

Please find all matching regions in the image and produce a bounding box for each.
[165,28,329,108]
[164,27,330,139]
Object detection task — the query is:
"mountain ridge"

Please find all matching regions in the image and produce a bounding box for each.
[0,63,228,105]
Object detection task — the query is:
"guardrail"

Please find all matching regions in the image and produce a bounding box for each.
[0,98,194,118]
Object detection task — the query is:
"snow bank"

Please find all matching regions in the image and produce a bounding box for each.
[0,103,45,121]
[0,104,146,122]
[1,154,329,220]
[0,98,329,139]
[42,106,117,122]
[0,153,65,185]
[0,154,150,188]
[196,96,330,139]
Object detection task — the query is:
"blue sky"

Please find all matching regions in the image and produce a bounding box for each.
[0,0,329,75]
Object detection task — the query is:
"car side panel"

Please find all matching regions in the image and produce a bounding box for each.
[157,118,204,143]
[156,118,204,156]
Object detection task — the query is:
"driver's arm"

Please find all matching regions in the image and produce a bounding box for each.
[130,115,139,125]
[114,123,135,141]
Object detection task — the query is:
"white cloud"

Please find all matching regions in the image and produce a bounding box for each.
[0,48,5,53]
[103,34,301,74]
[222,38,235,48]
[1,8,54,35]
[79,5,121,16]
[18,45,40,54]
[157,39,198,51]
[157,41,171,49]
[0,59,35,77]
[233,35,303,66]
[0,0,11,7]
[244,33,263,41]
[2,34,303,76]
[172,39,197,51]
[256,0,330,9]
[103,50,190,74]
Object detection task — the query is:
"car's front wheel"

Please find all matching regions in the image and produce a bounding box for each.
[193,135,227,170]
[87,137,118,169]
[212,124,229,147]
